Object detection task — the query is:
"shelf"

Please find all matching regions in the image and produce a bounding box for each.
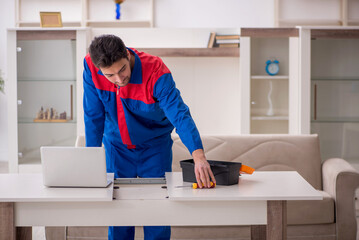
[241,28,299,37]
[17,21,82,28]
[251,75,289,80]
[15,29,78,40]
[85,20,151,28]
[137,48,240,57]
[19,157,41,165]
[18,79,76,82]
[33,118,72,123]
[311,29,359,39]
[278,19,342,26]
[18,118,76,124]
[348,19,359,25]
[312,78,359,81]
[251,116,289,121]
[311,117,359,123]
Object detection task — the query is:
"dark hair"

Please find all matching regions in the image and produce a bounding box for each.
[89,34,128,68]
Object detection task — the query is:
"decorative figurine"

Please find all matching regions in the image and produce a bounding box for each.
[36,106,44,119]
[46,108,51,120]
[35,106,66,122]
[54,110,59,119]
[114,0,125,20]
[59,111,67,120]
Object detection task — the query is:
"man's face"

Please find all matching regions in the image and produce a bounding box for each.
[100,51,132,87]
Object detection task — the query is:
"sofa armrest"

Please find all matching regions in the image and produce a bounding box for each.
[322,158,359,240]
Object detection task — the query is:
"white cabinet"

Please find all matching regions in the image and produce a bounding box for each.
[15,0,153,28]
[7,28,88,173]
[240,28,300,134]
[303,28,359,166]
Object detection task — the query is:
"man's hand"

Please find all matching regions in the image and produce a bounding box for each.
[192,149,216,188]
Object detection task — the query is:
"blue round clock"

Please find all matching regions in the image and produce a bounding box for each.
[265,60,280,76]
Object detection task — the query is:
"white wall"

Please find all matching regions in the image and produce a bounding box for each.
[154,0,274,28]
[0,0,274,162]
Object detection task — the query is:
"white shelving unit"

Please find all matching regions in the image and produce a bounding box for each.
[240,28,300,134]
[15,0,82,27]
[7,28,89,173]
[84,0,153,27]
[251,116,289,121]
[251,75,289,80]
[274,0,359,27]
[298,27,359,167]
[15,0,153,28]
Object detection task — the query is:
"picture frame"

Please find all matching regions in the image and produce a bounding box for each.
[40,12,63,27]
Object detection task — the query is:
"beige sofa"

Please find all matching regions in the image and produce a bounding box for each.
[48,134,359,240]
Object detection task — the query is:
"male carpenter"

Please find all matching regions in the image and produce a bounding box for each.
[83,34,216,240]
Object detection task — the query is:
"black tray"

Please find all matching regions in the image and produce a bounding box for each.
[180,159,241,185]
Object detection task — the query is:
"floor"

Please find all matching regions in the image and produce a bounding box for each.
[1,162,358,240]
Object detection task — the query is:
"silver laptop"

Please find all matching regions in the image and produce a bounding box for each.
[40,146,112,188]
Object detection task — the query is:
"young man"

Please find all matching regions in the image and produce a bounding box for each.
[83,34,216,240]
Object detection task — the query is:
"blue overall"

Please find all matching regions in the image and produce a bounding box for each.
[83,48,203,240]
[105,134,173,240]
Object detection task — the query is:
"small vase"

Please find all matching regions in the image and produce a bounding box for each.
[116,3,121,20]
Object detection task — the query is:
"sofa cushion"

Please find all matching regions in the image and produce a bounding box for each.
[172,134,323,190]
[288,191,334,225]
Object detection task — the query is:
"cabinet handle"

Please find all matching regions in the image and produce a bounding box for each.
[314,84,317,121]
[70,85,73,120]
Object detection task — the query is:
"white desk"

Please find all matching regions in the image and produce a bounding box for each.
[0,171,322,240]
[0,173,114,202]
[167,171,321,201]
